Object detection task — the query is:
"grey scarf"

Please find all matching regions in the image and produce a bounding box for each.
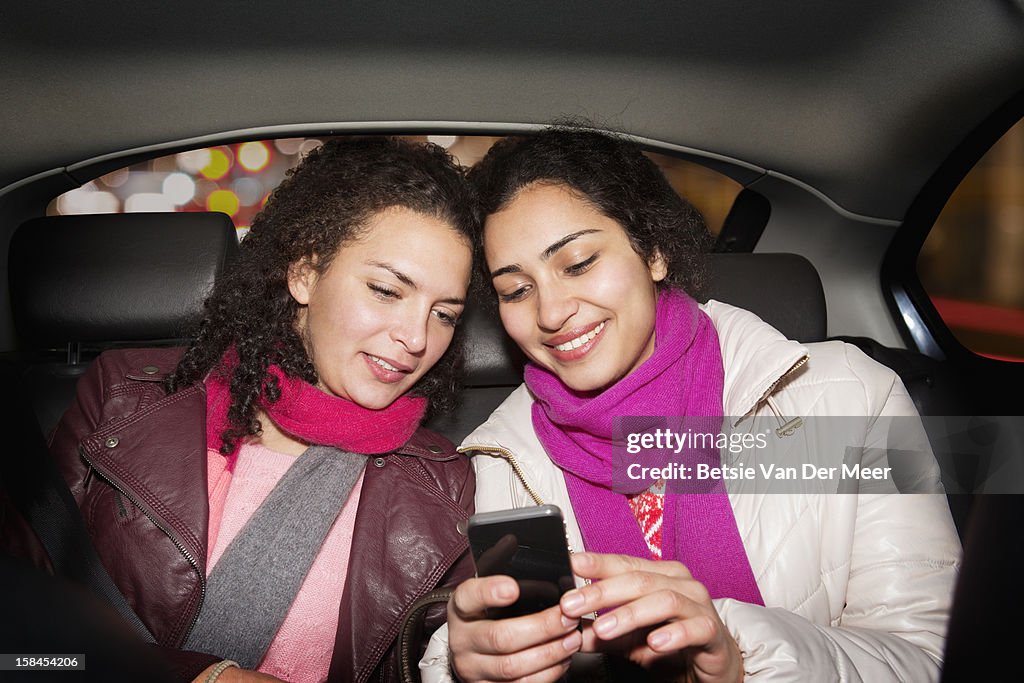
[183,445,366,668]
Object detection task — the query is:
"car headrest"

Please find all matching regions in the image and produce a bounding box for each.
[460,252,827,387]
[9,212,238,346]
[704,253,826,344]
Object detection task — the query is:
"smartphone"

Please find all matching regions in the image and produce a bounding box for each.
[467,504,576,619]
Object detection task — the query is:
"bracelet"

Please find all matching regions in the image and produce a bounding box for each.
[204,660,239,683]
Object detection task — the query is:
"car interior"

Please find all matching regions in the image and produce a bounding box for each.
[1,2,1022,680]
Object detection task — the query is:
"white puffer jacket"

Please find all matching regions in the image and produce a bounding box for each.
[422,301,961,682]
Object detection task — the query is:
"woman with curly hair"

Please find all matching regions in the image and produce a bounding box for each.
[422,127,960,682]
[38,137,478,683]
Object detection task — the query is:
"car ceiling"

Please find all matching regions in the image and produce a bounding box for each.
[1,1,1023,223]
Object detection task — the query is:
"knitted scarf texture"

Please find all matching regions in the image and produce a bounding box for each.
[205,357,426,469]
[525,290,764,605]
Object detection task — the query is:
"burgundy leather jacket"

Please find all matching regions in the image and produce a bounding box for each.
[5,347,474,682]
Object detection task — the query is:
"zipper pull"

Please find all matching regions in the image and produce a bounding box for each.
[775,417,804,438]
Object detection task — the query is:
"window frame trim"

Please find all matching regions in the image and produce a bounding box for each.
[882,87,1024,363]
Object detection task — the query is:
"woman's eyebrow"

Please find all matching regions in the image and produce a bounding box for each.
[368,260,416,288]
[540,229,601,260]
[490,229,602,279]
[369,260,465,305]
[490,264,522,278]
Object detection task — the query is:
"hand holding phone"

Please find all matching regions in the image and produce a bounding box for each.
[467,504,576,619]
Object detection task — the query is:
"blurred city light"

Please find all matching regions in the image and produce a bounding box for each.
[428,135,458,149]
[298,139,323,156]
[207,189,241,216]
[176,149,212,174]
[274,138,305,155]
[200,149,232,180]
[125,193,175,212]
[163,172,196,205]
[238,141,270,172]
[57,186,120,214]
[100,168,130,188]
[232,177,263,206]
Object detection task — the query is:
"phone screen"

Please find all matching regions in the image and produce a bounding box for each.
[467,505,576,619]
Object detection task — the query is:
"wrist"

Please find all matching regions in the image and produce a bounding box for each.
[202,660,240,683]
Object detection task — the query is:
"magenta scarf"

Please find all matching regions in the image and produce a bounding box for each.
[205,359,426,470]
[525,290,763,605]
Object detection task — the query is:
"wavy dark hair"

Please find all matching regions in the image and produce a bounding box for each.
[167,136,477,454]
[467,125,713,297]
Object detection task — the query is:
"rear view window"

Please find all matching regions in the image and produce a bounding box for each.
[918,118,1024,361]
[48,135,742,239]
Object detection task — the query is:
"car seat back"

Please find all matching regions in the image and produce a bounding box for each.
[6,212,238,435]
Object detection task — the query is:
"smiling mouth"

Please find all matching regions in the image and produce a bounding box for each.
[543,320,608,362]
[368,354,402,372]
[551,321,606,351]
[363,353,413,383]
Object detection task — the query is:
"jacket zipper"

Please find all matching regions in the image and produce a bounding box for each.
[114,491,128,518]
[457,445,584,566]
[457,444,547,506]
[754,355,809,437]
[78,447,206,642]
[755,354,809,406]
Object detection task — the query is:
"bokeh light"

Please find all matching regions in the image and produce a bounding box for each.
[274,138,305,155]
[206,189,241,216]
[238,141,270,172]
[100,168,130,188]
[163,172,196,205]
[298,139,323,156]
[428,135,457,149]
[125,193,174,212]
[232,177,263,206]
[176,149,212,174]
[200,149,232,180]
[57,186,120,214]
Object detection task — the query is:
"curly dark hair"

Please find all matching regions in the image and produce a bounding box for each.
[467,125,713,297]
[167,136,477,454]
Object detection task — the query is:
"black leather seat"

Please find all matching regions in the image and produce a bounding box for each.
[6,212,239,436]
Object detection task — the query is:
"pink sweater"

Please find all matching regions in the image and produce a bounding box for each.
[206,444,363,683]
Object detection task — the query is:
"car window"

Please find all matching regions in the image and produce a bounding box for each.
[48,135,742,239]
[918,117,1024,361]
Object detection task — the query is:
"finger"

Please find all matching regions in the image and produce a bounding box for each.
[514,658,574,683]
[578,619,695,673]
[455,624,581,682]
[468,604,579,656]
[577,619,644,655]
[561,569,708,618]
[449,576,519,621]
[590,590,710,643]
[647,614,720,652]
[571,552,691,581]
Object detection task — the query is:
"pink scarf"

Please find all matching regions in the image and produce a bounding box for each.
[205,360,426,470]
[525,290,763,605]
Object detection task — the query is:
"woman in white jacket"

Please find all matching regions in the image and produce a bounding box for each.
[424,128,960,682]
